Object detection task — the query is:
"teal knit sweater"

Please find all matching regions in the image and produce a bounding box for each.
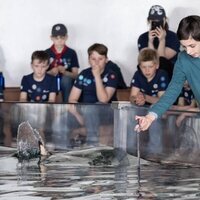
[149,51,200,118]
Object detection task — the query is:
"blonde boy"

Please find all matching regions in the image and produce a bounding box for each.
[130,48,169,106]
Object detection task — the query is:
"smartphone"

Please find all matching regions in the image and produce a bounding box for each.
[151,21,163,30]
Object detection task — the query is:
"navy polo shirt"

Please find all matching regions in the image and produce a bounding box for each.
[130,69,169,97]
[20,73,57,102]
[137,30,180,64]
[45,45,79,72]
[74,67,118,103]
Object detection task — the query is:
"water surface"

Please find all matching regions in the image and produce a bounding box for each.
[1,102,200,199]
[0,146,200,200]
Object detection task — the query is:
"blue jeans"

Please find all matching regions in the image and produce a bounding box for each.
[60,76,74,102]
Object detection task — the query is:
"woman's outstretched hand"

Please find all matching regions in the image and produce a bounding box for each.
[134,114,156,132]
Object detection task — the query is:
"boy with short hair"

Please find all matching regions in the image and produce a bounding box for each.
[45,23,79,102]
[19,50,57,102]
[69,43,118,103]
[130,48,169,106]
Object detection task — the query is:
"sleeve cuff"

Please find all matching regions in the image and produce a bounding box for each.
[148,111,158,120]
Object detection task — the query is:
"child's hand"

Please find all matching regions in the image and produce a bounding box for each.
[92,65,101,77]
[58,65,66,74]
[50,68,59,76]
[135,92,145,106]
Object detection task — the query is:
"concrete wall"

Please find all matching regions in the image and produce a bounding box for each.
[0,0,199,86]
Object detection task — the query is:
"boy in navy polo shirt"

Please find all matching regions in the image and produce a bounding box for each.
[130,48,169,106]
[45,23,79,102]
[69,43,118,103]
[69,43,118,145]
[20,50,57,102]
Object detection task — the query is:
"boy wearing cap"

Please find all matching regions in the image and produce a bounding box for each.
[45,23,80,102]
[137,5,180,80]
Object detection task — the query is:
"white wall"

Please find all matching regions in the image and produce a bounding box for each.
[0,0,199,86]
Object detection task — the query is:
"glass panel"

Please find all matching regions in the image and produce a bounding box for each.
[112,101,200,166]
[1,102,114,150]
[0,101,200,165]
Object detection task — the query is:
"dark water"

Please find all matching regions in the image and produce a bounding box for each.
[0,146,200,200]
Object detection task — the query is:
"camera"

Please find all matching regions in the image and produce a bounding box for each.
[151,20,164,30]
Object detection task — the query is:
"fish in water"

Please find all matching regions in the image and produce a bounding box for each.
[16,121,49,161]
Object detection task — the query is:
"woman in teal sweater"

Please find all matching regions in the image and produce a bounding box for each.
[135,15,200,132]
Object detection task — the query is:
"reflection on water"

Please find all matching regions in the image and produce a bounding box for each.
[0,147,140,199]
[1,147,200,199]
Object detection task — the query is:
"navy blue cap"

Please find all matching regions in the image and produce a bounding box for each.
[51,24,67,37]
[148,5,166,21]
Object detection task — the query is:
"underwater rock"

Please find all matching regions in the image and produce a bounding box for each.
[88,148,130,166]
[16,121,49,160]
[62,146,130,166]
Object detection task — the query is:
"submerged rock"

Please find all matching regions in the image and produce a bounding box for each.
[88,148,131,166]
[16,121,49,161]
[61,146,130,166]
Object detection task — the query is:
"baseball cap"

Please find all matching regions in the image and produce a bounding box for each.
[51,24,67,37]
[148,5,166,21]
